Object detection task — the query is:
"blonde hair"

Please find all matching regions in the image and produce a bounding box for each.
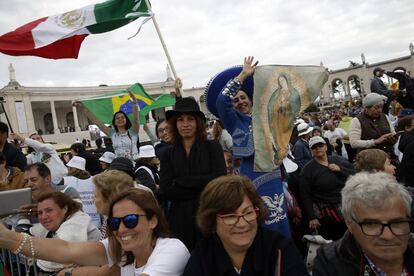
[93,170,134,202]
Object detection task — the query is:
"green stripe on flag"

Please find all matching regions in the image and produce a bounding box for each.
[88,0,151,34]
[81,83,176,125]
[139,93,176,124]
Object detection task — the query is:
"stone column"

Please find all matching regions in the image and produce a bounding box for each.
[22,96,36,134]
[72,104,81,132]
[50,101,60,134]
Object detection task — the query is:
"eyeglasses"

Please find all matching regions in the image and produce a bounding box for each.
[217,208,259,226]
[311,143,325,150]
[107,214,147,231]
[351,217,412,236]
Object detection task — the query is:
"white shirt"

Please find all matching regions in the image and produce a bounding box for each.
[64,176,101,229]
[25,138,68,184]
[101,237,190,276]
[323,128,347,145]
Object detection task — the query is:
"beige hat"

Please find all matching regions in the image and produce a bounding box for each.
[309,136,326,149]
[66,156,86,171]
[362,93,388,108]
[297,123,313,136]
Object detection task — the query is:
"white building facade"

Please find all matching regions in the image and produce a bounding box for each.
[0,68,205,144]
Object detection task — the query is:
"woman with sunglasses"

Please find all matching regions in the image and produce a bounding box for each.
[0,188,190,276]
[299,136,355,240]
[183,175,308,275]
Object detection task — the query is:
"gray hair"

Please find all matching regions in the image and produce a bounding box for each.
[341,172,412,221]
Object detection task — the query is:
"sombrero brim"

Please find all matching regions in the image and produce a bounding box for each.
[204,66,254,118]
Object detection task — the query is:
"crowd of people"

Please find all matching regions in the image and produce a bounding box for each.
[0,60,413,276]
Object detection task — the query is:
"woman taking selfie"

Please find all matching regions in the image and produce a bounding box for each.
[0,189,190,276]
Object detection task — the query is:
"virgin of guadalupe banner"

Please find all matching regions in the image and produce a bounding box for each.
[252,65,328,172]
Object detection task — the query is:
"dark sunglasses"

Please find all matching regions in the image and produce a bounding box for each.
[107,214,147,231]
[311,143,325,150]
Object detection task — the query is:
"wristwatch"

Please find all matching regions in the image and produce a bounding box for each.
[64,267,74,276]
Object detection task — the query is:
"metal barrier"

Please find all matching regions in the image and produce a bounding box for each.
[1,248,38,276]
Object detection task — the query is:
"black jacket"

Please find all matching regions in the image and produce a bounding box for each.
[159,140,226,250]
[299,156,355,220]
[134,162,159,192]
[184,227,308,276]
[78,151,102,176]
[2,142,27,171]
[397,131,414,186]
[154,140,172,159]
[313,231,414,276]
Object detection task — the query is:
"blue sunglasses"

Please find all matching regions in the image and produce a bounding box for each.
[107,214,147,231]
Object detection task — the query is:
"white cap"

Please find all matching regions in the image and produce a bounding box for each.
[295,118,305,125]
[99,151,115,164]
[297,123,313,136]
[66,156,86,171]
[309,136,327,148]
[138,145,156,158]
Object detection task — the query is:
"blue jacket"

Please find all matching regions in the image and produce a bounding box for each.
[216,79,290,236]
[293,138,312,169]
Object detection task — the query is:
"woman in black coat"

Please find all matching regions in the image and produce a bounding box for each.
[159,97,227,250]
[299,136,354,240]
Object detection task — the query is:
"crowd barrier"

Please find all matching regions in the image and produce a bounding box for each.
[0,248,38,276]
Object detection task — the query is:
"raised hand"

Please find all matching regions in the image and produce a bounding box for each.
[238,56,259,83]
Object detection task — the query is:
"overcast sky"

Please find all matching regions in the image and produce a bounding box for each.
[1,0,414,89]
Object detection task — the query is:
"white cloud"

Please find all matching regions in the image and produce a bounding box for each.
[1,0,414,89]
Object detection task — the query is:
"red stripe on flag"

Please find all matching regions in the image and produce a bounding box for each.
[0,16,88,59]
[0,17,48,51]
[0,34,88,59]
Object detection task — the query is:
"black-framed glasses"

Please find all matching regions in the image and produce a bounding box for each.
[311,143,325,150]
[351,217,412,236]
[107,214,147,231]
[217,208,259,226]
[157,127,169,134]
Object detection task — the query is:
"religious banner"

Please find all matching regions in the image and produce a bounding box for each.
[252,65,328,172]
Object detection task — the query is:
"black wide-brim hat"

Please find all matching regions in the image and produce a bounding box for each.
[108,157,135,178]
[165,97,206,121]
[205,65,254,118]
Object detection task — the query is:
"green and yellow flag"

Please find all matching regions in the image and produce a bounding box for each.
[81,83,175,124]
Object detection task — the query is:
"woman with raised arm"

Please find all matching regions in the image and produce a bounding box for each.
[206,57,290,236]
[74,90,140,161]
[0,189,190,276]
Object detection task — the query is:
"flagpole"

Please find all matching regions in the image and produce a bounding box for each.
[144,0,182,93]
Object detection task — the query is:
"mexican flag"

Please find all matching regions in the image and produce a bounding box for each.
[80,83,176,124]
[0,0,153,59]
